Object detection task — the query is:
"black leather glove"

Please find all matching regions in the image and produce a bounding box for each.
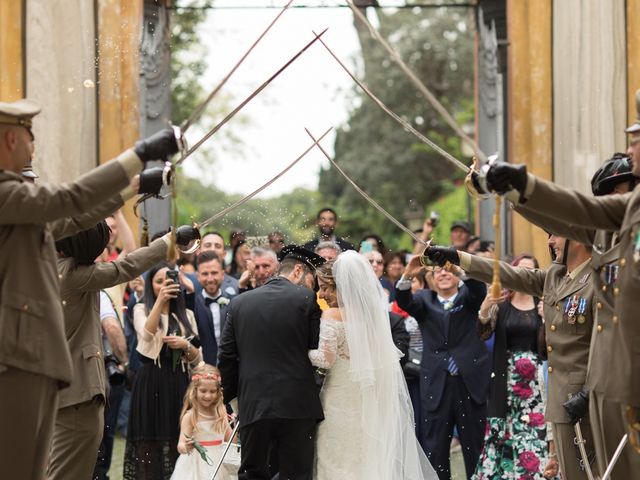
[426,245,460,267]
[175,225,201,248]
[563,388,590,425]
[134,128,179,163]
[139,164,172,195]
[486,162,528,196]
[470,171,490,195]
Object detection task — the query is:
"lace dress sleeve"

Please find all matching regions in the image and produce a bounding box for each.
[308,320,339,369]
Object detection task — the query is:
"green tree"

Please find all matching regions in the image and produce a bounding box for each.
[319,6,474,249]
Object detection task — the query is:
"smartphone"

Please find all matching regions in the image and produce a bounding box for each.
[360,241,373,253]
[166,270,179,284]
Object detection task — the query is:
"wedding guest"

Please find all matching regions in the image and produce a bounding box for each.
[450,221,472,251]
[228,240,251,280]
[314,241,341,262]
[383,251,406,301]
[363,250,393,300]
[303,208,354,252]
[396,257,490,480]
[359,233,387,256]
[471,255,550,479]
[197,231,239,298]
[238,247,278,292]
[267,231,286,253]
[123,263,201,480]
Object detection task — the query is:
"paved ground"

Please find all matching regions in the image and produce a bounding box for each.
[108,435,467,479]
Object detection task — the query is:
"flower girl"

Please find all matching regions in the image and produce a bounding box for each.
[171,364,234,480]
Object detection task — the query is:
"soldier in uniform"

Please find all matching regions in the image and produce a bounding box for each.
[479,90,640,478]
[47,224,196,480]
[424,234,595,480]
[0,98,179,479]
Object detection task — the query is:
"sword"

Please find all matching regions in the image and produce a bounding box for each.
[181,0,294,133]
[210,419,241,480]
[176,28,328,166]
[600,434,628,480]
[573,421,596,480]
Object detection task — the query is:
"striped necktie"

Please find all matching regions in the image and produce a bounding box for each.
[441,299,459,375]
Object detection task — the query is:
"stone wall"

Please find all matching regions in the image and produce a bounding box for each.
[26,0,98,183]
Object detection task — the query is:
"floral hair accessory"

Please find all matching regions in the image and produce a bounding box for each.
[192,372,220,382]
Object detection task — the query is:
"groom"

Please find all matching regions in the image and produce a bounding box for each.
[218,245,325,480]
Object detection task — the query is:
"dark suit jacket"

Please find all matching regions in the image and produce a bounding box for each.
[303,236,355,252]
[396,278,490,411]
[389,311,410,366]
[218,276,324,427]
[185,291,230,366]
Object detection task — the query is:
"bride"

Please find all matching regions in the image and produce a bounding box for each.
[309,251,437,479]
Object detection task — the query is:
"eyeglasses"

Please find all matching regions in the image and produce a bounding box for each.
[369,259,384,265]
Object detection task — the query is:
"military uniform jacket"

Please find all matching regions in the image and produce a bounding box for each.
[461,253,595,423]
[0,150,141,387]
[510,203,622,401]
[519,174,637,406]
[57,237,169,408]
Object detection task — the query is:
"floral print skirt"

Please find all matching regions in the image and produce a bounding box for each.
[472,350,557,480]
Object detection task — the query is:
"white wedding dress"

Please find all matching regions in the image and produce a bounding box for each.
[309,313,361,479]
[309,251,437,480]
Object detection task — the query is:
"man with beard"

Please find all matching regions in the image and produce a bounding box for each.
[194,231,239,298]
[218,245,325,479]
[303,208,354,252]
[185,251,230,366]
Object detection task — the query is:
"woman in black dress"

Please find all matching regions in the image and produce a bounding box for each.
[123,262,201,480]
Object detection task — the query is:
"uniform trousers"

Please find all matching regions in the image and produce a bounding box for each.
[239,418,317,480]
[551,420,595,480]
[47,396,105,480]
[421,374,487,480]
[590,390,640,479]
[0,367,58,480]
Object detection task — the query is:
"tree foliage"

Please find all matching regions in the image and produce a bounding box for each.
[170,0,213,126]
[319,6,474,249]
[176,174,322,244]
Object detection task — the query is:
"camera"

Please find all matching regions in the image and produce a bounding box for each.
[166,270,179,284]
[429,210,440,228]
[102,335,125,385]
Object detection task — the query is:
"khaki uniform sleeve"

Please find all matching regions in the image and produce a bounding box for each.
[522,173,628,232]
[460,252,546,297]
[513,204,595,246]
[0,149,141,225]
[50,194,125,240]
[65,236,169,292]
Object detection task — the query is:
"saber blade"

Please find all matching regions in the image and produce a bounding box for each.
[181,0,294,133]
[177,28,329,166]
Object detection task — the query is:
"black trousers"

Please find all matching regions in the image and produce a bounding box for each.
[421,375,487,480]
[239,418,317,480]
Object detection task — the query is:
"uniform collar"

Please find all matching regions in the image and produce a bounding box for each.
[568,258,591,280]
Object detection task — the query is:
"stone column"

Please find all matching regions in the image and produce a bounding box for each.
[139,0,172,237]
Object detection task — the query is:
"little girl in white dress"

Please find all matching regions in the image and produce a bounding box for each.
[172,364,235,480]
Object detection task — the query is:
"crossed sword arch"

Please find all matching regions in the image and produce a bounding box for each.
[137,2,628,478]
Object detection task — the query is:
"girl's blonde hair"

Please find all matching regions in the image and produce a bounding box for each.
[180,364,227,434]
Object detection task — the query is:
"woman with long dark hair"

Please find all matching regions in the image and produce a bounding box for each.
[123,262,201,480]
[227,240,251,279]
[472,254,554,480]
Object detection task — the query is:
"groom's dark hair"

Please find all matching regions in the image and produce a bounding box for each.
[278,258,312,277]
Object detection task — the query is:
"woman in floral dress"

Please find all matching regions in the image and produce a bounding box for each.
[472,255,556,480]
